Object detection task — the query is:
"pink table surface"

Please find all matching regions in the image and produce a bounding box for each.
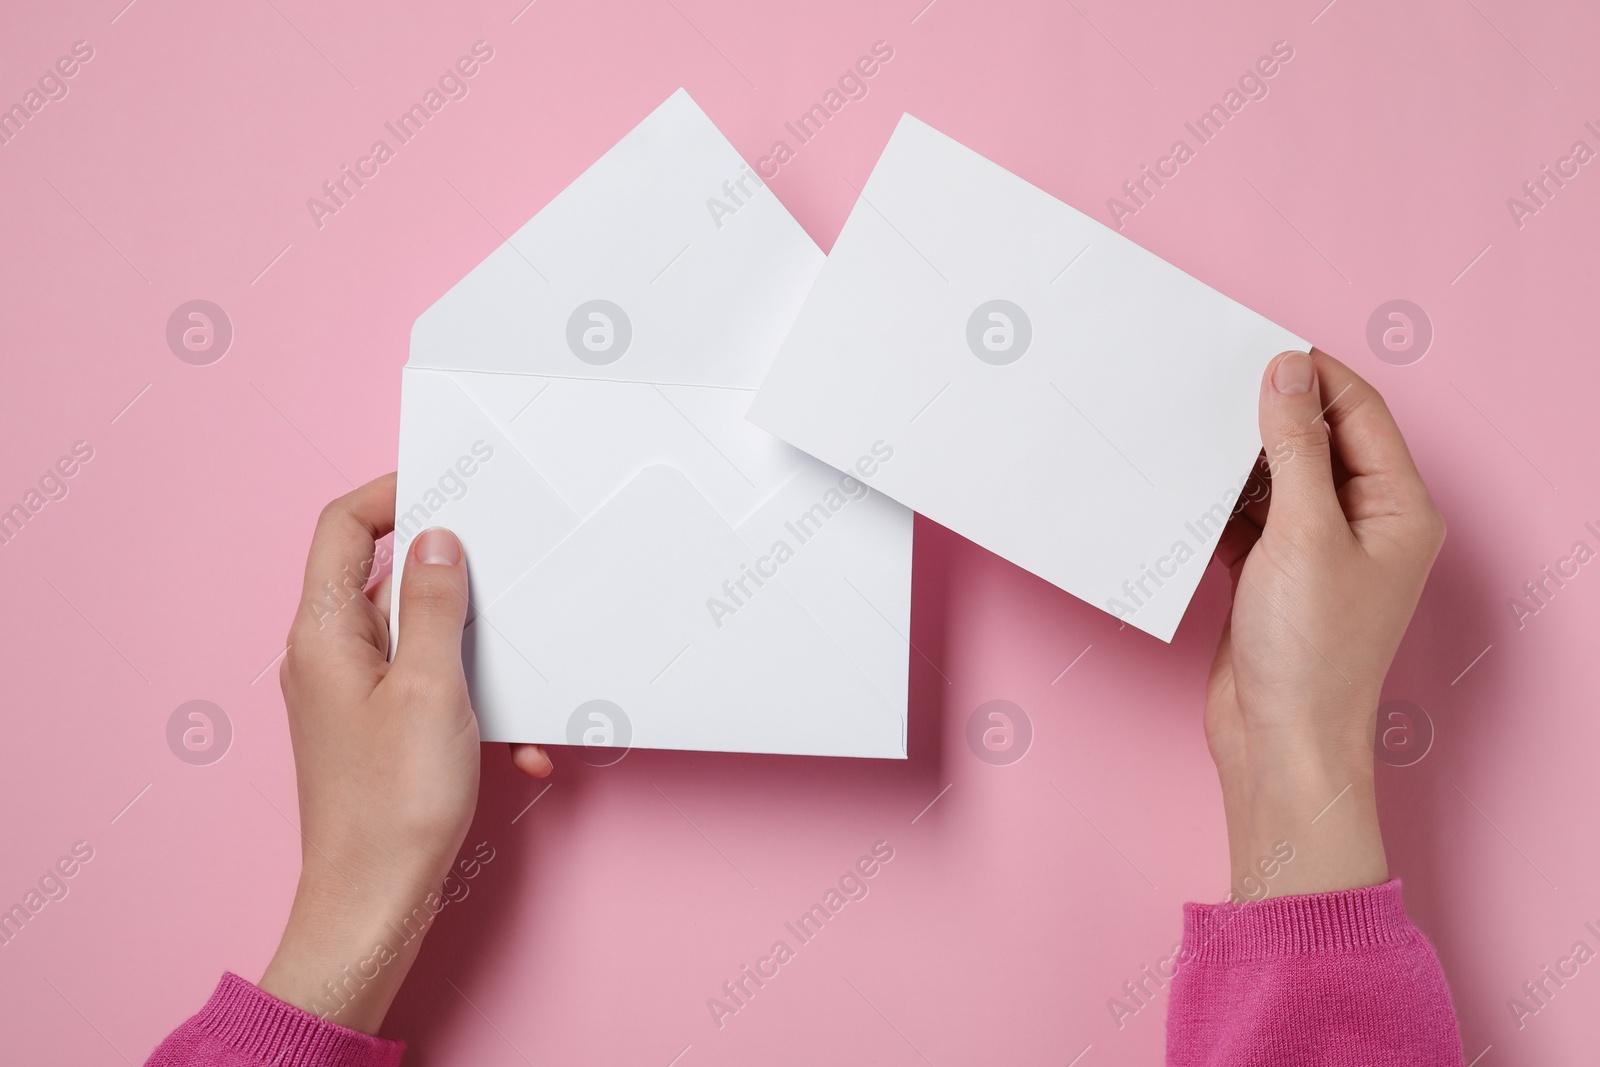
[2,1,1596,1063]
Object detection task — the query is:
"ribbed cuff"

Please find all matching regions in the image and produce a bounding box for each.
[1180,879,1418,965]
[190,973,404,1067]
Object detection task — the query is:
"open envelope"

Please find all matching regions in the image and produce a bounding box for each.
[393,90,913,759]
[748,114,1308,642]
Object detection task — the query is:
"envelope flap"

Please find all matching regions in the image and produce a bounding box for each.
[409,89,825,389]
[447,370,808,526]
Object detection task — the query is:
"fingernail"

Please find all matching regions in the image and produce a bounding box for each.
[414,527,461,566]
[1272,351,1314,395]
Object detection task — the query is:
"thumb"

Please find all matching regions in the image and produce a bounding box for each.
[1258,350,1341,533]
[393,527,470,679]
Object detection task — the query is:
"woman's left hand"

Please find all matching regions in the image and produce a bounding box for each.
[257,474,549,1032]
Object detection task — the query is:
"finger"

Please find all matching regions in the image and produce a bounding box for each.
[1234,450,1272,531]
[1309,349,1428,501]
[1214,511,1261,580]
[391,527,470,680]
[295,474,397,649]
[511,744,553,778]
[367,572,394,628]
[1258,351,1343,533]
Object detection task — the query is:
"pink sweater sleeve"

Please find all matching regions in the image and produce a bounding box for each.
[1167,880,1463,1066]
[144,973,404,1067]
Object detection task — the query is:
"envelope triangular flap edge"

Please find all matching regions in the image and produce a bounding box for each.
[407,88,825,390]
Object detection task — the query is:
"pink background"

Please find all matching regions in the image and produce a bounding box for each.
[2,0,1596,1063]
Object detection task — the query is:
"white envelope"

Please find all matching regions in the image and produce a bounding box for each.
[393,90,913,758]
[748,114,1308,642]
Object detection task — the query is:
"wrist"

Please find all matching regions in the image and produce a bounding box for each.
[259,866,450,1034]
[1215,738,1386,901]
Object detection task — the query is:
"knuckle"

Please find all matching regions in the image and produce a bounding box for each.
[314,496,349,536]
[285,605,329,648]
[278,638,316,694]
[1415,503,1447,553]
[1363,389,1395,427]
[281,629,325,670]
[278,622,359,689]
[1274,417,1331,460]
[1336,385,1381,423]
[404,574,468,618]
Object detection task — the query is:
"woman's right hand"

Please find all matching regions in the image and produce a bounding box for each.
[1204,349,1446,900]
